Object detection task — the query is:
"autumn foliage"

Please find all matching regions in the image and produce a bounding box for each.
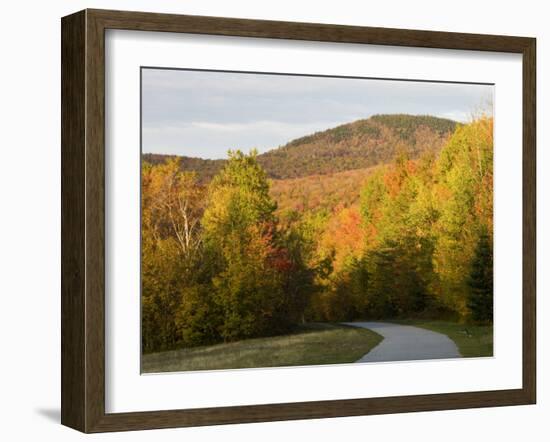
[142,116,493,353]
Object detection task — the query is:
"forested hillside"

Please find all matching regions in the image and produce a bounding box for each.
[141,115,492,355]
[260,114,456,178]
[270,166,377,215]
[142,154,225,183]
[143,114,457,182]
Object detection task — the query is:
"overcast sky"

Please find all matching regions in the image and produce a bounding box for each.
[142,68,493,159]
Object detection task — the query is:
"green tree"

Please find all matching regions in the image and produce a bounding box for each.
[327,256,370,321]
[364,245,399,318]
[202,150,276,242]
[432,117,493,316]
[202,150,292,341]
[358,152,437,318]
[467,228,493,322]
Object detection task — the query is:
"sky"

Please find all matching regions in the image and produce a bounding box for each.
[142,68,493,160]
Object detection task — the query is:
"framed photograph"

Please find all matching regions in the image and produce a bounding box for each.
[61,9,536,433]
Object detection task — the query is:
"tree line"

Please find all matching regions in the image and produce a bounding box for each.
[142,117,493,354]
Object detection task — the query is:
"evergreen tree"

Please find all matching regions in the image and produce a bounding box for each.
[467,228,493,322]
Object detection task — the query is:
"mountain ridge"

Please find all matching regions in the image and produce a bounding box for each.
[142,114,458,182]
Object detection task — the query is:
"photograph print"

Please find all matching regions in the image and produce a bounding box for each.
[140,68,494,374]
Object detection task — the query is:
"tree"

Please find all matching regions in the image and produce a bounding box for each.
[202,150,293,341]
[202,150,276,243]
[467,228,493,322]
[278,220,318,324]
[364,245,398,318]
[324,256,370,321]
[432,117,493,316]
[320,205,365,272]
[142,158,205,256]
[141,158,207,352]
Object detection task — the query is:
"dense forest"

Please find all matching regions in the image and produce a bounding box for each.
[142,114,493,354]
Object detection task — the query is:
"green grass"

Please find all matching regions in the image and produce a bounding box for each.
[394,319,493,358]
[142,323,383,373]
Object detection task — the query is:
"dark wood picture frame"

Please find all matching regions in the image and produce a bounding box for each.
[61,8,536,433]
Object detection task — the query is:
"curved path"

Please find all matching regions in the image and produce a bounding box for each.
[344,322,461,363]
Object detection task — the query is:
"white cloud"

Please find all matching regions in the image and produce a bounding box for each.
[141,68,494,158]
[142,120,346,159]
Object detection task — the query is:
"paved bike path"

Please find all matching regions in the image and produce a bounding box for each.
[344,322,461,362]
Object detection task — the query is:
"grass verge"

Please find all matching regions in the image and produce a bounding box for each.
[395,319,493,357]
[142,323,383,373]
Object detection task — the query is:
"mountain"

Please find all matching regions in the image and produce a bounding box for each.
[142,114,457,182]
